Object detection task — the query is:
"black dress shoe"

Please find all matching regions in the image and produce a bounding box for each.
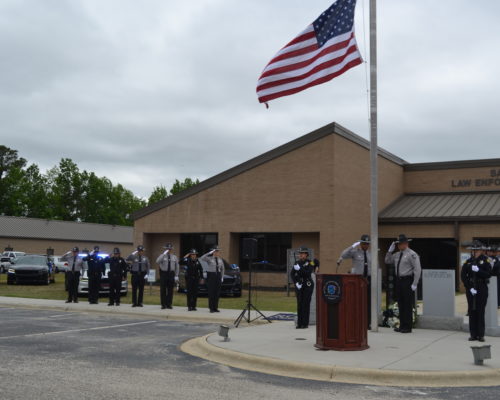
[400,329,412,333]
[478,337,485,342]
[108,303,114,306]
[138,304,143,307]
[132,304,137,307]
[468,337,477,341]
[193,308,197,311]
[210,310,215,313]
[167,306,173,309]
[296,325,302,329]
[215,309,220,312]
[65,300,71,303]
[393,327,401,332]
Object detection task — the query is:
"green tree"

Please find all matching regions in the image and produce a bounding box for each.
[0,146,27,215]
[169,177,200,196]
[148,185,168,205]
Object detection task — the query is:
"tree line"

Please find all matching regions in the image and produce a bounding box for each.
[0,146,200,226]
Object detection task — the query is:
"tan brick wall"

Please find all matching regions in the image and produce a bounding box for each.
[405,165,500,193]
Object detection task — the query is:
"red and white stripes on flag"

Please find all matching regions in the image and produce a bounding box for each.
[256,2,362,105]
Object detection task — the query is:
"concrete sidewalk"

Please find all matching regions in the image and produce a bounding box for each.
[2,296,500,387]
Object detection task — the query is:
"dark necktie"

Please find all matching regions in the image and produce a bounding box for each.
[168,254,171,272]
[139,255,142,273]
[396,252,403,278]
[72,256,76,272]
[363,250,368,278]
[215,257,220,273]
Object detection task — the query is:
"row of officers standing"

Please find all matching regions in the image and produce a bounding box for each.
[61,244,225,312]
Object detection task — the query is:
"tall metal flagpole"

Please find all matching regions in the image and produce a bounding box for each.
[369,0,379,332]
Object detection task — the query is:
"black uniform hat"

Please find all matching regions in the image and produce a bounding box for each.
[72,246,79,252]
[188,248,199,255]
[468,240,485,250]
[163,243,173,250]
[113,247,120,254]
[297,246,309,254]
[137,245,145,251]
[93,245,100,252]
[395,234,412,243]
[360,234,371,244]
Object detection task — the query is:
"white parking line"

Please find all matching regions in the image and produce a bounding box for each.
[0,320,157,339]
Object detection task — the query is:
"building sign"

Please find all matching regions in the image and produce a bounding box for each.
[451,169,500,188]
[322,276,342,304]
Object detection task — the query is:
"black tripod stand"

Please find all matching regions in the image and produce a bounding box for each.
[234,258,271,327]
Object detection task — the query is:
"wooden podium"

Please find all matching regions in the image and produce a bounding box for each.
[315,274,369,351]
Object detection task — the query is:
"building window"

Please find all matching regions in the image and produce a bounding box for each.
[180,233,218,257]
[238,233,292,272]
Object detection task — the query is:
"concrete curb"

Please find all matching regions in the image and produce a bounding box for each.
[180,334,500,387]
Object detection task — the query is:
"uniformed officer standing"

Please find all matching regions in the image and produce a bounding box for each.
[461,241,492,341]
[83,246,105,304]
[200,246,224,313]
[104,248,128,306]
[385,234,421,333]
[180,249,204,311]
[156,243,179,310]
[127,245,150,307]
[61,246,84,303]
[337,234,372,327]
[291,246,317,329]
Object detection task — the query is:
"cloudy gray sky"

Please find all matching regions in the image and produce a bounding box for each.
[1,0,499,198]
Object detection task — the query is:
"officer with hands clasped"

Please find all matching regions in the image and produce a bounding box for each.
[461,240,492,342]
[61,246,84,303]
[83,246,106,304]
[291,246,319,329]
[385,234,421,333]
[103,248,128,306]
[156,243,179,310]
[127,245,150,307]
[337,234,372,328]
[200,246,224,313]
[180,249,204,311]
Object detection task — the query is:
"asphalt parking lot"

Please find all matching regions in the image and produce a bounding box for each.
[0,307,499,400]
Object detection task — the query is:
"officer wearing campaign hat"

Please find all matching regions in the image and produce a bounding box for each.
[127,245,150,307]
[180,248,204,311]
[103,247,128,306]
[83,245,106,304]
[200,246,225,313]
[290,246,319,329]
[61,246,84,303]
[337,234,372,327]
[385,234,421,333]
[156,243,180,310]
[461,240,492,341]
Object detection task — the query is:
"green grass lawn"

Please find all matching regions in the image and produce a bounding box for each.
[0,273,297,312]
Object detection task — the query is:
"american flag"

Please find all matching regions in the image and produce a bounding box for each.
[256,0,362,105]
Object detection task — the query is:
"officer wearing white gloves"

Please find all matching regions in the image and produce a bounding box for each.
[460,240,492,342]
[337,234,372,327]
[61,246,84,303]
[384,234,421,333]
[127,245,150,307]
[200,246,224,313]
[290,246,318,329]
[156,243,179,310]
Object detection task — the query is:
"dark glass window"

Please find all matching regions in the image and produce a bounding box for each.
[239,233,292,272]
[180,233,218,257]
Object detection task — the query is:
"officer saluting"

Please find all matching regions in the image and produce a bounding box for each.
[337,234,372,328]
[156,243,179,310]
[61,246,84,303]
[104,248,128,306]
[200,246,224,313]
[127,245,150,307]
[385,234,421,333]
[291,246,318,329]
[83,246,105,304]
[180,249,204,311]
[461,241,492,342]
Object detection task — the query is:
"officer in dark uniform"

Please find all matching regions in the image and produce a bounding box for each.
[83,246,105,304]
[461,241,492,342]
[104,248,128,306]
[180,249,204,311]
[61,246,84,303]
[290,246,318,329]
[127,245,150,307]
